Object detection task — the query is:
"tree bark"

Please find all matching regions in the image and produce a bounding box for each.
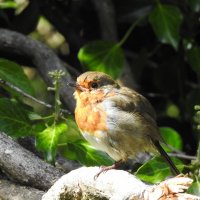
[42,167,198,200]
[0,179,44,200]
[0,132,64,190]
[0,28,75,112]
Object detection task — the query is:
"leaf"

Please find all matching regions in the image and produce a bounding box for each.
[149,4,183,50]
[0,1,17,9]
[0,58,35,96]
[186,46,200,74]
[58,117,83,143]
[166,103,180,119]
[0,98,33,137]
[61,140,114,166]
[78,41,124,79]
[160,127,183,151]
[28,112,44,121]
[136,156,184,183]
[187,180,200,196]
[188,0,200,12]
[36,122,68,163]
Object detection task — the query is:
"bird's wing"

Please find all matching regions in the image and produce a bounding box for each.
[108,87,179,175]
[113,87,157,125]
[107,86,164,142]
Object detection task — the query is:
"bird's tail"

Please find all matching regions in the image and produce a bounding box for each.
[153,140,180,175]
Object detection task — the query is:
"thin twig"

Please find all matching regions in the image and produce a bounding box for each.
[169,152,196,160]
[0,79,71,114]
[166,144,197,160]
[117,16,144,47]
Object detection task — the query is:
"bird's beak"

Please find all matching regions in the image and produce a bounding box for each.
[67,82,76,88]
[67,82,85,92]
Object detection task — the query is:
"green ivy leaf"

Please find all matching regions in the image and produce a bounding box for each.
[0,98,33,137]
[0,1,17,9]
[62,140,114,166]
[0,58,35,96]
[166,103,180,119]
[149,4,183,50]
[36,122,68,163]
[58,117,83,143]
[187,180,200,196]
[186,46,200,75]
[28,112,44,121]
[135,156,184,183]
[160,127,183,151]
[78,41,124,79]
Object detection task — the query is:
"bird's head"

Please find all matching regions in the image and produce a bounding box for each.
[74,71,119,93]
[70,71,119,104]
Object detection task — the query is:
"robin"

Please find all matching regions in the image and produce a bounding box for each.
[71,71,180,177]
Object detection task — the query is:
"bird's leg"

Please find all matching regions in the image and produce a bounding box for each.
[94,160,123,179]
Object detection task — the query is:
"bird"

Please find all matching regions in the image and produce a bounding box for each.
[71,71,180,177]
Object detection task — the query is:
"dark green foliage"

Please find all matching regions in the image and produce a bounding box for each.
[0,98,33,137]
[186,46,200,75]
[136,126,184,183]
[149,4,183,50]
[136,157,184,183]
[188,181,200,196]
[61,140,113,166]
[78,41,124,79]
[0,59,35,96]
[160,127,183,151]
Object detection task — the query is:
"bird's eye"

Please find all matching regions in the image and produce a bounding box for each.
[91,82,98,89]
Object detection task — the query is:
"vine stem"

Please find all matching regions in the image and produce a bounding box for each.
[117,17,144,47]
[54,77,61,123]
[0,78,70,114]
[169,152,196,160]
[48,70,66,124]
[197,141,200,162]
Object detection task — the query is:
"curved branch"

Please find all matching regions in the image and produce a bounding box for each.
[0,28,75,112]
[0,132,64,190]
[42,167,197,200]
[42,167,146,199]
[90,0,118,41]
[0,179,44,200]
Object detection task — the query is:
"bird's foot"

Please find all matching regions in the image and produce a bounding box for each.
[94,160,123,180]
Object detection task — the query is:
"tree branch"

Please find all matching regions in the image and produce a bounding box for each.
[42,167,198,200]
[0,78,71,114]
[0,28,75,112]
[0,132,64,190]
[169,152,197,160]
[90,0,118,41]
[0,179,44,200]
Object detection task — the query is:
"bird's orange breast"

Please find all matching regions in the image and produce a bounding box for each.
[74,91,108,134]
